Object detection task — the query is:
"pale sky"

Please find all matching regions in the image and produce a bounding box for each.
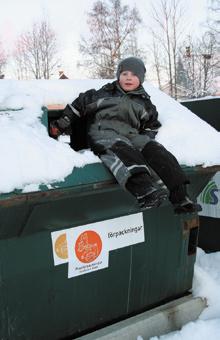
[0,0,208,79]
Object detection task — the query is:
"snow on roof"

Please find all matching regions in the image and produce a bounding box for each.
[0,79,220,194]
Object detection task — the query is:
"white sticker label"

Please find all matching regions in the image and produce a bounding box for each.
[198,172,220,218]
[105,213,144,250]
[51,213,144,277]
[66,223,109,278]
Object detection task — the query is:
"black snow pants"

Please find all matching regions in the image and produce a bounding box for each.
[89,126,188,200]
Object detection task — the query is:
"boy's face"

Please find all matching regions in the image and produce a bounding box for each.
[119,71,140,92]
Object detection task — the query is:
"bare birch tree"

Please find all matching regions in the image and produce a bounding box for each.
[13,19,59,79]
[151,37,163,89]
[13,36,33,80]
[79,0,141,78]
[149,0,186,99]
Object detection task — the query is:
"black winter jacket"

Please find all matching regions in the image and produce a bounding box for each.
[60,81,161,150]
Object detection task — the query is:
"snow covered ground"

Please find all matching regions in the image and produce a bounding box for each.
[150,248,220,340]
[0,79,220,194]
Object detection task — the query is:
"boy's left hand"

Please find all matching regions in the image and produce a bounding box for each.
[49,121,62,138]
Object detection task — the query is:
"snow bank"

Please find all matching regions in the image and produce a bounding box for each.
[0,79,219,194]
[150,249,220,340]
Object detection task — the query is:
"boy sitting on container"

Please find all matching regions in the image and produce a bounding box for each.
[50,57,201,214]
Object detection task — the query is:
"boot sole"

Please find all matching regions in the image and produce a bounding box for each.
[174,204,202,215]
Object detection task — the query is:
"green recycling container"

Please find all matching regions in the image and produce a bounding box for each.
[181,98,220,252]
[0,107,218,339]
[181,97,220,132]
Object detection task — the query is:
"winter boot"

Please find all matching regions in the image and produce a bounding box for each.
[126,173,168,209]
[137,188,168,209]
[173,197,202,214]
[170,184,202,214]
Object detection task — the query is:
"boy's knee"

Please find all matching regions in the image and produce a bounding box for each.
[90,141,106,155]
[142,141,164,156]
[110,140,132,152]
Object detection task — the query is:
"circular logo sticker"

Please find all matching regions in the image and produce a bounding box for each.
[55,233,68,259]
[75,230,102,263]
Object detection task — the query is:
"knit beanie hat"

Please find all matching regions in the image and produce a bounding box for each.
[116,57,146,84]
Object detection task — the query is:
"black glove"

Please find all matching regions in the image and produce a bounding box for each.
[56,116,71,131]
[50,116,71,138]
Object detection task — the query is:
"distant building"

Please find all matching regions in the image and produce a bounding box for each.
[59,71,69,79]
